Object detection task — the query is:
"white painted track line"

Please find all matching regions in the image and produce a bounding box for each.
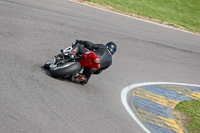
[121,82,200,133]
[68,0,199,36]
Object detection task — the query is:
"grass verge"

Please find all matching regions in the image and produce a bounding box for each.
[78,0,200,33]
[174,99,200,133]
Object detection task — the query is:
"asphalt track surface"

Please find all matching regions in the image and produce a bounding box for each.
[0,0,200,133]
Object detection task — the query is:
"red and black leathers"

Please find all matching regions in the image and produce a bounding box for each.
[72,40,112,84]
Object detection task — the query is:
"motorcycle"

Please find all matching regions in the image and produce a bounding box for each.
[44,46,101,81]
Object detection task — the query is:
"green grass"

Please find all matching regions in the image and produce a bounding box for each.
[81,0,200,33]
[175,99,200,133]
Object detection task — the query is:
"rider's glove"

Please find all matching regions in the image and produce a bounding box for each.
[72,40,80,46]
[72,41,76,46]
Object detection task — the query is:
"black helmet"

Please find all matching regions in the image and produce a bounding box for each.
[105,42,117,55]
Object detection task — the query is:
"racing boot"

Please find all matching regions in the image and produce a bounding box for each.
[77,74,87,84]
[71,73,87,84]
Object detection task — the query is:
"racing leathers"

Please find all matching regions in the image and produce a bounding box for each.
[71,40,112,84]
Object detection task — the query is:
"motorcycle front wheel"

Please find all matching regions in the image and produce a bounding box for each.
[50,61,81,78]
[44,60,53,70]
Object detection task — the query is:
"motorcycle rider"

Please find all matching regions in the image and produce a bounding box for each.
[70,40,117,84]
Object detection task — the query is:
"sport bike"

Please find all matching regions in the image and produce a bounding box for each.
[44,46,101,79]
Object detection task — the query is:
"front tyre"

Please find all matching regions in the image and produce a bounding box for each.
[50,61,81,78]
[44,60,53,70]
